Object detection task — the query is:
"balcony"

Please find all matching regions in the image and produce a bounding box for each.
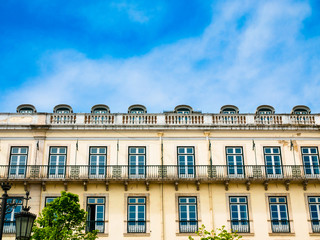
[0,165,319,182]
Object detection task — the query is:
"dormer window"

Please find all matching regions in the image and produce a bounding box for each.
[16,104,36,114]
[256,105,275,115]
[220,105,239,115]
[291,105,310,115]
[174,105,193,114]
[128,105,147,114]
[91,105,110,114]
[53,104,73,114]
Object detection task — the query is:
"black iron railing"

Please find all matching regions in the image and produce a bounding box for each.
[127,221,146,233]
[231,220,250,233]
[179,220,198,233]
[311,220,320,233]
[0,165,319,181]
[271,220,290,233]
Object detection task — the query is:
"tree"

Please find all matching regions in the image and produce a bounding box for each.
[188,225,242,240]
[31,191,98,240]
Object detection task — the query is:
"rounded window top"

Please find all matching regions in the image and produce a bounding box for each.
[174,105,193,114]
[53,104,73,114]
[256,105,275,115]
[91,104,110,114]
[291,105,311,115]
[16,104,36,114]
[220,105,239,114]
[128,104,147,114]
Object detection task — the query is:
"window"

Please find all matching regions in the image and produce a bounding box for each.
[87,197,105,233]
[226,147,244,177]
[128,147,146,179]
[4,198,22,234]
[291,105,310,115]
[308,197,320,233]
[89,147,107,178]
[229,197,249,233]
[178,147,195,178]
[56,108,70,113]
[127,197,146,233]
[16,104,36,114]
[45,197,57,206]
[178,197,198,233]
[220,105,239,115]
[301,147,320,177]
[19,108,34,114]
[269,197,290,233]
[264,147,282,178]
[48,147,67,178]
[91,104,110,114]
[174,105,193,114]
[93,108,108,114]
[9,147,28,178]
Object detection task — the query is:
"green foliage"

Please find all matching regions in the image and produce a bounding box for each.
[31,191,98,240]
[188,225,242,240]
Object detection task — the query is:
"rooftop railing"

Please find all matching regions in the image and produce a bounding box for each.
[1,165,319,181]
[0,113,318,128]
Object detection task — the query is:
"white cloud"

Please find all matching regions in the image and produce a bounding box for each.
[4,0,320,114]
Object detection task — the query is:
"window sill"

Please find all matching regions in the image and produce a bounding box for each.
[309,232,320,236]
[268,232,295,236]
[123,233,150,237]
[176,233,198,236]
[237,232,254,236]
[97,233,109,237]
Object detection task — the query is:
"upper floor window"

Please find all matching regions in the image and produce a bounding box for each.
[226,147,244,178]
[9,147,28,178]
[308,197,320,233]
[48,147,67,178]
[269,196,290,233]
[174,105,193,114]
[87,197,105,233]
[178,197,198,233]
[127,197,146,233]
[301,147,320,177]
[53,104,73,114]
[291,105,311,115]
[128,105,147,114]
[4,198,23,234]
[89,147,107,179]
[178,147,195,178]
[264,147,282,178]
[91,104,110,114]
[256,105,275,115]
[45,197,58,206]
[229,197,249,233]
[128,147,146,179]
[220,105,239,115]
[16,104,36,114]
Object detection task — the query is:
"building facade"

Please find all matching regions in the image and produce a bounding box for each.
[0,103,320,239]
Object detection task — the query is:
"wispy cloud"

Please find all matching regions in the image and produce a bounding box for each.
[2,0,320,113]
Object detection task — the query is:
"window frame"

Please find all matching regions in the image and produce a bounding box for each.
[225,146,245,178]
[128,146,146,179]
[8,146,28,178]
[48,146,67,178]
[86,197,106,233]
[301,147,320,177]
[268,196,290,233]
[127,197,146,233]
[178,196,198,233]
[229,196,250,233]
[263,146,283,178]
[3,197,23,234]
[88,146,107,179]
[177,146,196,178]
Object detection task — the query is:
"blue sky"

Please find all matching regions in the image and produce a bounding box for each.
[0,0,319,113]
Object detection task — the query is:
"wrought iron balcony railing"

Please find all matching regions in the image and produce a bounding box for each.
[271,220,290,233]
[0,165,319,181]
[127,221,146,233]
[179,220,198,233]
[231,220,250,233]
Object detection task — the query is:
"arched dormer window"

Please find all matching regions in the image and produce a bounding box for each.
[256,105,275,115]
[128,104,147,114]
[16,104,36,114]
[91,104,110,114]
[291,105,310,115]
[220,105,239,114]
[53,104,73,114]
[174,105,193,114]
